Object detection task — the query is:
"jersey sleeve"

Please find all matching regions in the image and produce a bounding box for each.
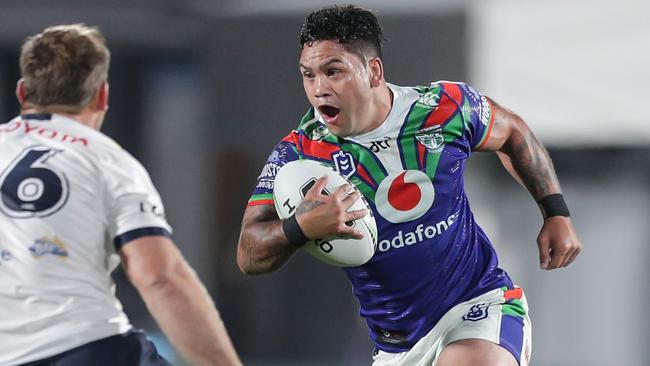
[455,82,495,150]
[99,148,172,250]
[248,133,300,207]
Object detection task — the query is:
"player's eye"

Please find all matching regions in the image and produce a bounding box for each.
[327,69,340,76]
[302,71,315,79]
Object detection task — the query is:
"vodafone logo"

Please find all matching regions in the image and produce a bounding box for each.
[375,170,434,223]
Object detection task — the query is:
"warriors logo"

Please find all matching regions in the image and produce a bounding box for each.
[463,303,489,322]
[415,126,444,153]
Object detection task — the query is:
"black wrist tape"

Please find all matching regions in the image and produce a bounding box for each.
[282,215,309,247]
[538,194,570,219]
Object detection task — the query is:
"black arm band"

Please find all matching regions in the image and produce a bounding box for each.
[538,194,570,219]
[282,215,309,247]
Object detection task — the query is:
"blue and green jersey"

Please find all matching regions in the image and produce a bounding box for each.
[249,81,513,353]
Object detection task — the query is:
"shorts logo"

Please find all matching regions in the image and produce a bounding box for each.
[29,237,68,259]
[415,126,444,153]
[463,303,489,322]
[332,151,356,179]
[375,170,435,223]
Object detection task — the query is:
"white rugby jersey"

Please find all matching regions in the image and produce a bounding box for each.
[0,113,172,365]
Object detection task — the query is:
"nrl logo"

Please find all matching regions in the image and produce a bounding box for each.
[331,150,356,179]
[415,125,444,152]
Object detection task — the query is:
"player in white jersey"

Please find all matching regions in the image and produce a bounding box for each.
[0,24,241,365]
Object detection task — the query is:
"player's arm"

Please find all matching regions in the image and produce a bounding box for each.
[120,236,242,366]
[477,97,582,270]
[237,177,366,275]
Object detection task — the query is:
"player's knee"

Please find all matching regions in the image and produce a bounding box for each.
[437,339,518,366]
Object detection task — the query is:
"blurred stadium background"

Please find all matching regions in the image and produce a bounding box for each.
[1,0,648,365]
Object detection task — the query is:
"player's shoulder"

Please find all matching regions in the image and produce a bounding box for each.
[409,80,486,110]
[400,81,464,110]
[78,128,148,177]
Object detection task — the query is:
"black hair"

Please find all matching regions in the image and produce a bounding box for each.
[300,5,383,60]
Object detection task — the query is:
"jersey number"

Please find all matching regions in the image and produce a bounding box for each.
[0,146,69,218]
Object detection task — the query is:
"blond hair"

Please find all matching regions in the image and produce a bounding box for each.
[19,24,110,109]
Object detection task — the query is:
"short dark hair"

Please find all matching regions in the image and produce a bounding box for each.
[300,5,383,60]
[19,24,110,108]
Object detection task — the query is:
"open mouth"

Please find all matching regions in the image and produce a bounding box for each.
[318,105,340,122]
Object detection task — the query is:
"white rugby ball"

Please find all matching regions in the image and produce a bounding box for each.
[273,159,377,267]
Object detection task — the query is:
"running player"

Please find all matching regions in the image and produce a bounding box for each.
[237,5,582,366]
[0,24,241,365]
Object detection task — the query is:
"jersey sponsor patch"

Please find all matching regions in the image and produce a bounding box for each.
[0,120,88,146]
[375,170,435,223]
[377,213,458,253]
[29,237,69,259]
[367,137,392,152]
[256,162,281,190]
[416,88,440,108]
[480,95,491,126]
[0,248,12,263]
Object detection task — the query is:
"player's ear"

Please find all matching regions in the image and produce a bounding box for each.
[368,57,384,88]
[96,81,109,112]
[15,79,25,104]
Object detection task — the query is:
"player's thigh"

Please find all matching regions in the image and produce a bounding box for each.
[437,338,517,366]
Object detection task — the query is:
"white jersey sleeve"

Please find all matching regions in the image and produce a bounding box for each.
[100,147,172,250]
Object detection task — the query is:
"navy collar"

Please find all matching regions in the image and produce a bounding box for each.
[21,113,52,121]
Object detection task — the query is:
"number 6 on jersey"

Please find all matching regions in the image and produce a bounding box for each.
[0,146,69,218]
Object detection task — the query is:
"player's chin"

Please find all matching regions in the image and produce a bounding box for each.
[325,122,351,138]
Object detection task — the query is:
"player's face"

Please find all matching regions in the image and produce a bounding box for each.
[299,40,374,137]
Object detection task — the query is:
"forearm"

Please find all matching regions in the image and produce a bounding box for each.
[498,118,562,201]
[138,262,242,366]
[237,217,298,275]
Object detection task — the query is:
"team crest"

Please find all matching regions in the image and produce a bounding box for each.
[415,126,444,152]
[463,303,489,322]
[332,150,356,179]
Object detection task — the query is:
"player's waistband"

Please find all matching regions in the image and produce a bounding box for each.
[371,285,524,352]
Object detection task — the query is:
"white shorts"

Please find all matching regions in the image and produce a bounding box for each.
[372,287,532,366]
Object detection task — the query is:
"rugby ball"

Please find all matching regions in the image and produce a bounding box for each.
[273,159,377,267]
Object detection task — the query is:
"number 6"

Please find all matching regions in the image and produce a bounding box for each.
[0,146,69,218]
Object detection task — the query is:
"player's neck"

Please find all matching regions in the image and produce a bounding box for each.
[359,83,393,135]
[21,103,102,130]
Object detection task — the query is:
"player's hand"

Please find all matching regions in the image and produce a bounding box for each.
[537,216,582,270]
[295,176,367,240]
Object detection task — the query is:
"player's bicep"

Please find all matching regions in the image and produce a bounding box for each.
[119,235,183,289]
[241,204,279,230]
[475,97,522,152]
